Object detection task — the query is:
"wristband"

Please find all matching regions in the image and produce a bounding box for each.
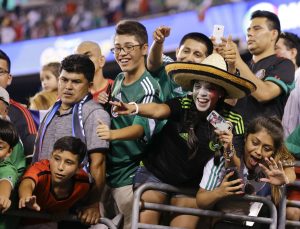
[128,102,139,115]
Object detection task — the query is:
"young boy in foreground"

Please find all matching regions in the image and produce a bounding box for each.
[18,136,91,226]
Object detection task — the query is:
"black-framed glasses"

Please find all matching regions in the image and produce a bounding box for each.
[110,44,143,54]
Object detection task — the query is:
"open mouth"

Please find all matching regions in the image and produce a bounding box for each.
[197,98,209,105]
[249,155,261,167]
[119,58,130,65]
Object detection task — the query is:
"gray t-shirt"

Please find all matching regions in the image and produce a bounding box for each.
[38,99,110,160]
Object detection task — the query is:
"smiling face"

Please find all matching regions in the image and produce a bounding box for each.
[40,70,58,92]
[50,149,79,185]
[244,129,274,170]
[176,39,208,63]
[58,70,90,108]
[113,34,147,75]
[192,80,224,112]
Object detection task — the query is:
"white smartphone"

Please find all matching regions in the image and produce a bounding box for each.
[213,24,224,45]
[207,110,232,131]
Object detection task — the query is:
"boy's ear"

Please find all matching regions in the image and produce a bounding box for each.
[142,43,148,56]
[5,148,13,159]
[175,47,180,59]
[99,55,106,68]
[6,74,12,86]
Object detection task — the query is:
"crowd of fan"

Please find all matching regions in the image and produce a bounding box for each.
[0,0,203,44]
[1,6,300,229]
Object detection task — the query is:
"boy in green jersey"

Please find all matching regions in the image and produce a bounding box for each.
[147,26,213,100]
[97,20,162,229]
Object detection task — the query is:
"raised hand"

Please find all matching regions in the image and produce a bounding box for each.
[97,91,109,105]
[224,35,238,74]
[153,26,171,44]
[214,121,233,151]
[259,157,289,186]
[19,195,41,211]
[110,101,137,115]
[211,36,227,56]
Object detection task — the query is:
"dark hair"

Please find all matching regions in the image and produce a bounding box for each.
[279,32,300,67]
[251,10,281,42]
[0,49,11,73]
[186,90,226,160]
[42,62,61,78]
[115,20,148,45]
[246,116,284,152]
[179,32,214,56]
[246,116,295,205]
[61,54,94,83]
[53,136,87,164]
[0,119,19,148]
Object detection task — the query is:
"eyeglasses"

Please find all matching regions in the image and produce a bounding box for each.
[111,44,143,54]
[0,69,9,76]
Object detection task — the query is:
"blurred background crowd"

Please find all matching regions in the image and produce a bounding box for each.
[0,0,244,44]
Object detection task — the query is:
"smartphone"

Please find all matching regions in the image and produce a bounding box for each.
[207,110,232,131]
[213,24,224,44]
[226,167,240,182]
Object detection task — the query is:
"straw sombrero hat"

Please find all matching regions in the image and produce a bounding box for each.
[165,53,256,99]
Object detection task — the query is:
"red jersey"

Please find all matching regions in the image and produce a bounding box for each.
[22,160,90,213]
[92,79,114,101]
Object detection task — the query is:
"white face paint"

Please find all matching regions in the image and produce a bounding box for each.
[192,81,223,112]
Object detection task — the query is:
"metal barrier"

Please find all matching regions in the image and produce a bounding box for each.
[5,209,123,229]
[132,182,277,229]
[278,180,300,228]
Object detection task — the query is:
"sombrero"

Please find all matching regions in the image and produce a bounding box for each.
[165,53,256,99]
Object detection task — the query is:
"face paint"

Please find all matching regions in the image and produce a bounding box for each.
[192,81,223,112]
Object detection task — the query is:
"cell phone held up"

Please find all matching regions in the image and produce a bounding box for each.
[207,110,232,132]
[212,24,224,45]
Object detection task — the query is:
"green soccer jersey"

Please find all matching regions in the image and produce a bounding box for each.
[0,157,18,189]
[9,141,26,178]
[0,141,24,229]
[107,70,162,188]
[151,55,188,101]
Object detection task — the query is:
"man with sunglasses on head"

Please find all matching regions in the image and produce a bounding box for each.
[96,20,162,229]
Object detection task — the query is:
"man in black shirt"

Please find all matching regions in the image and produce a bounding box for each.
[234,10,294,124]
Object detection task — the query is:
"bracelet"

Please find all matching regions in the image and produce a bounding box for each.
[128,102,139,115]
